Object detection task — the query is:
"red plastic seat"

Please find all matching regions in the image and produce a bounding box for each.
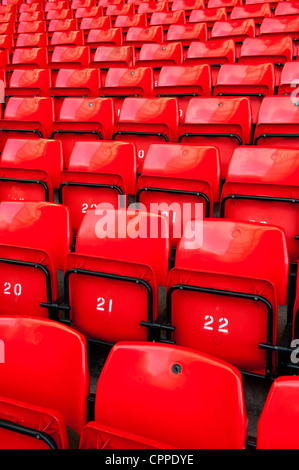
[79,16,111,34]
[238,37,293,87]
[50,68,101,115]
[211,19,255,58]
[166,219,289,377]
[136,42,183,83]
[9,47,48,72]
[106,2,135,21]
[71,0,96,8]
[165,23,207,55]
[14,32,48,50]
[277,61,299,95]
[124,25,164,50]
[253,96,299,149]
[138,1,169,18]
[64,209,170,343]
[184,39,236,86]
[189,7,227,38]
[112,97,179,173]
[0,200,72,271]
[0,96,55,151]
[90,45,135,81]
[260,16,299,56]
[98,0,124,8]
[49,46,90,74]
[275,1,299,17]
[49,30,85,49]
[18,11,44,22]
[45,1,69,12]
[86,28,123,56]
[207,0,242,12]
[100,66,153,116]
[136,143,220,246]
[0,316,90,435]
[52,97,114,167]
[0,12,15,24]
[75,6,104,20]
[0,33,13,54]
[59,140,136,233]
[79,421,174,449]
[0,395,69,449]
[17,21,46,34]
[0,137,63,194]
[5,69,51,99]
[0,22,15,36]
[154,65,211,122]
[114,13,147,34]
[19,3,42,13]
[171,0,205,16]
[79,341,248,449]
[48,19,79,33]
[256,376,299,449]
[178,96,252,179]
[230,4,271,35]
[213,63,275,123]
[220,146,299,263]
[150,11,186,32]
[46,8,74,21]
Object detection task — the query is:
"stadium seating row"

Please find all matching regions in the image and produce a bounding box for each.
[0,93,298,177]
[1,316,298,449]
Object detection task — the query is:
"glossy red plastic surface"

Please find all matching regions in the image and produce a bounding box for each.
[189,7,227,26]
[113,97,179,172]
[166,23,208,48]
[214,63,274,123]
[17,21,46,34]
[86,28,123,49]
[0,97,55,150]
[184,39,235,85]
[100,66,153,116]
[124,25,164,48]
[6,69,51,98]
[79,15,112,31]
[49,45,90,69]
[254,95,299,148]
[0,244,58,318]
[0,395,69,449]
[0,316,90,435]
[179,97,252,178]
[0,137,63,189]
[221,146,299,262]
[136,143,220,245]
[0,201,72,271]
[52,97,114,167]
[10,47,48,70]
[93,341,248,449]
[75,208,171,286]
[156,64,209,119]
[114,13,147,32]
[167,219,289,375]
[150,10,186,29]
[256,376,299,449]
[50,30,85,48]
[91,45,135,69]
[15,33,48,49]
[278,61,299,95]
[171,0,205,14]
[79,421,175,449]
[75,5,104,18]
[239,36,293,85]
[60,140,136,231]
[48,19,79,32]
